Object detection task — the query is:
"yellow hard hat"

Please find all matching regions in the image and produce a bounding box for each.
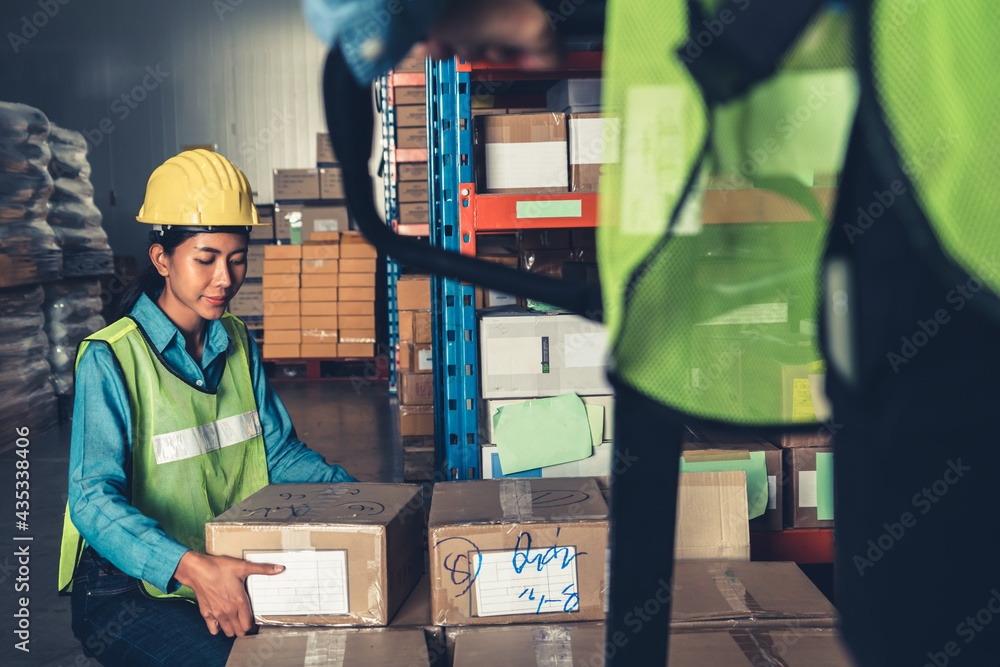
[136,149,268,228]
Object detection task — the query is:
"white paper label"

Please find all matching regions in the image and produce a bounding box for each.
[563,331,607,368]
[767,475,777,511]
[486,337,543,376]
[569,117,621,165]
[486,141,568,190]
[473,547,580,617]
[314,218,342,232]
[417,349,433,371]
[799,471,818,508]
[246,550,348,616]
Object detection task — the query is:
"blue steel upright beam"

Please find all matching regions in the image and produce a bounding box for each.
[380,74,400,394]
[429,59,479,480]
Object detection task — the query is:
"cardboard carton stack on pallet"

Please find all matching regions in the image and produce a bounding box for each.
[396,274,435,480]
[336,233,377,357]
[261,244,301,359]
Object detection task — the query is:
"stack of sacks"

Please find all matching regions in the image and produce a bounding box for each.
[0,284,57,435]
[43,280,106,395]
[0,101,61,286]
[47,124,113,277]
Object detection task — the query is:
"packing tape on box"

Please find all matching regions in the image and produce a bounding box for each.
[500,479,534,520]
[281,528,314,551]
[710,564,764,615]
[729,629,783,666]
[532,626,574,666]
[304,632,346,667]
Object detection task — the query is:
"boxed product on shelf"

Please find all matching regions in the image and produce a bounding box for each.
[399,201,429,224]
[318,167,344,199]
[301,286,338,302]
[682,438,784,532]
[301,343,338,357]
[409,343,432,373]
[339,330,376,344]
[474,113,569,194]
[395,104,427,128]
[228,628,430,667]
[246,243,266,277]
[338,343,375,357]
[301,204,350,241]
[303,242,339,258]
[784,446,835,528]
[301,273,339,288]
[397,162,428,182]
[397,275,431,310]
[340,256,377,272]
[302,258,339,274]
[340,270,377,287]
[273,168,320,200]
[568,112,620,192]
[399,404,434,436]
[302,314,338,330]
[674,471,751,560]
[340,232,378,257]
[340,286,376,302]
[546,79,602,113]
[428,478,608,626]
[252,205,274,241]
[396,125,427,150]
[262,344,299,358]
[393,52,426,73]
[478,307,612,398]
[264,329,301,345]
[397,180,427,203]
[316,132,337,164]
[399,371,433,405]
[340,300,376,316]
[262,272,299,289]
[340,314,376,330]
[206,483,424,627]
[394,85,426,105]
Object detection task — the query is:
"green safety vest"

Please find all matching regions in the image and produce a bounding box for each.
[598,0,998,425]
[58,313,269,600]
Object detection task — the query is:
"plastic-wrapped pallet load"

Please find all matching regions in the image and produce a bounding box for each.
[0,101,62,287]
[0,284,57,435]
[43,280,106,395]
[46,123,113,277]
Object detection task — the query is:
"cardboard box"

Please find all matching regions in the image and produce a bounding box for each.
[671,560,838,630]
[206,483,423,626]
[398,163,428,182]
[302,243,340,259]
[399,371,433,406]
[300,301,336,317]
[568,113,620,192]
[475,113,569,194]
[447,624,601,667]
[340,243,378,260]
[228,628,431,667]
[246,245,266,277]
[262,273,300,289]
[339,329,376,344]
[311,231,342,242]
[265,245,303,260]
[302,259,340,274]
[302,205,351,242]
[340,287,376,302]
[340,300,376,316]
[480,442,613,488]
[301,287,339,302]
[229,282,263,319]
[273,168,320,200]
[546,78,602,113]
[316,132,337,164]
[302,329,338,345]
[263,259,300,275]
[393,52,426,73]
[340,315,376,330]
[339,272,376,288]
[264,329,301,345]
[262,301,300,318]
[265,315,301,331]
[301,273,340,288]
[398,310,414,341]
[301,343,339,357]
[273,204,301,240]
[340,258,378,274]
[395,103,427,128]
[396,125,427,150]
[482,395,614,443]
[397,180,427,203]
[399,404,434,437]
[262,344,299,359]
[399,202,429,224]
[479,308,611,399]
[412,311,432,343]
[428,478,608,626]
[301,315,338,331]
[784,446,835,528]
[411,343,432,373]
[674,471,750,561]
[339,343,375,357]
[319,168,345,199]
[397,276,431,310]
[394,86,426,105]
[399,341,412,371]
[263,287,299,304]
[682,438,783,532]
[251,208,274,242]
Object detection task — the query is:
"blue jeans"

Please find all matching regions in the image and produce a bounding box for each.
[71,548,234,666]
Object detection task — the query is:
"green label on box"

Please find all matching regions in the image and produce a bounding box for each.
[816,451,834,520]
[516,199,582,219]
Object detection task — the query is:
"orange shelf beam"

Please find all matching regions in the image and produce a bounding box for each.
[750,528,834,564]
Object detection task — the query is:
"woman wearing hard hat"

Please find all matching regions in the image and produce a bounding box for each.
[57,150,354,666]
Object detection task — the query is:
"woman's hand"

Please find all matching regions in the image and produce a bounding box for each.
[173,551,285,637]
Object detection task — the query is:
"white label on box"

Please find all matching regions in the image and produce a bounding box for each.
[563,331,607,368]
[768,475,777,511]
[487,290,518,307]
[570,117,621,165]
[486,337,543,376]
[799,471,818,508]
[473,546,580,617]
[304,633,346,667]
[314,218,341,232]
[246,550,348,616]
[417,348,433,371]
[486,141,568,190]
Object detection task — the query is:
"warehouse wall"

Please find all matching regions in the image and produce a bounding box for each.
[2,0,328,266]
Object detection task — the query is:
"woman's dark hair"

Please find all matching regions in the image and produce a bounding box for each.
[112,227,249,320]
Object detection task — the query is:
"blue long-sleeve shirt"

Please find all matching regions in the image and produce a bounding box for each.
[68,292,355,593]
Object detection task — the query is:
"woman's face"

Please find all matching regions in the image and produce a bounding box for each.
[153,232,248,323]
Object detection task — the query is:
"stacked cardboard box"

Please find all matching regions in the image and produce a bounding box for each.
[392,66,430,234]
[261,245,301,359]
[300,240,339,358]
[396,274,434,480]
[337,233,378,357]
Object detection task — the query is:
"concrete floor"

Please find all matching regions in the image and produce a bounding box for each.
[1,380,399,667]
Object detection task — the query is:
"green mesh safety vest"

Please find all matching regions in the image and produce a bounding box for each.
[599,0,857,424]
[58,313,269,599]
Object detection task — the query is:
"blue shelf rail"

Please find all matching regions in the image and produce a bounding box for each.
[379,74,400,394]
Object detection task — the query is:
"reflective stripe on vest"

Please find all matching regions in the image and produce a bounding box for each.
[57,313,269,599]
